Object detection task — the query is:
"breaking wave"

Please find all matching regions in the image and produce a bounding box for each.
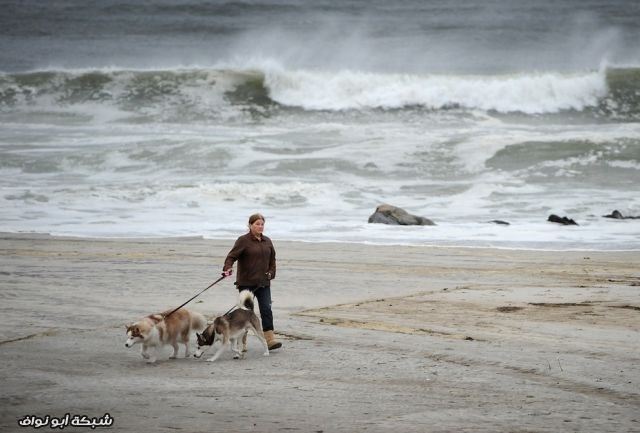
[1,65,639,121]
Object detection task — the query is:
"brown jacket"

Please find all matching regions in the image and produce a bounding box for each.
[223,233,276,287]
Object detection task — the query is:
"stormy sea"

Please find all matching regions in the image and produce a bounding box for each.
[1,0,639,250]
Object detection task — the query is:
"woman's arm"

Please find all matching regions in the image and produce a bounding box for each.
[268,243,276,280]
[223,237,245,271]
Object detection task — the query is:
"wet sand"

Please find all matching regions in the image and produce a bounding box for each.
[1,233,639,432]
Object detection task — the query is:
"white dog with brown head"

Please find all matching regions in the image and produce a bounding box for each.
[125,308,206,363]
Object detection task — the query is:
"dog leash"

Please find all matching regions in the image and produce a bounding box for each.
[163,275,227,319]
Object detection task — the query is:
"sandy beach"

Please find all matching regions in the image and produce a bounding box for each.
[1,232,639,432]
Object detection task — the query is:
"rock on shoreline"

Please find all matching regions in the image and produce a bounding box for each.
[368,204,435,226]
[548,214,578,226]
[603,210,640,219]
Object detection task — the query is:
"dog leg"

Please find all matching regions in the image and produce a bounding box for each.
[252,327,270,357]
[206,341,229,363]
[147,347,157,364]
[140,344,150,360]
[230,338,243,359]
[169,342,179,359]
[242,331,248,353]
[183,341,190,358]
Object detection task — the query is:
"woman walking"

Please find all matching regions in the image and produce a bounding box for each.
[222,213,281,350]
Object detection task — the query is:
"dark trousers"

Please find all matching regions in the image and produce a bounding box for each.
[237,285,274,332]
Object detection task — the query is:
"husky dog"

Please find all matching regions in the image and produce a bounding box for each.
[194,290,269,362]
[125,308,206,363]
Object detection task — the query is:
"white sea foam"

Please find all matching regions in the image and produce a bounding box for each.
[608,160,640,170]
[263,67,608,113]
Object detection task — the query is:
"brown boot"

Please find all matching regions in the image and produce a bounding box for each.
[264,330,282,350]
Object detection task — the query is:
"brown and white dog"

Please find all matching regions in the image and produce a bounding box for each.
[193,290,269,362]
[125,308,206,363]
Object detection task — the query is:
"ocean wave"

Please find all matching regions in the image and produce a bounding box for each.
[1,66,639,119]
[265,68,607,113]
[0,68,267,122]
[264,66,640,118]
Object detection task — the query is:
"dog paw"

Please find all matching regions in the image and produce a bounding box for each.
[233,354,240,359]
[263,352,270,357]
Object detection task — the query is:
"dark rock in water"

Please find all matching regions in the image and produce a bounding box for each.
[548,214,578,226]
[603,210,640,219]
[603,210,624,219]
[368,204,435,226]
[368,211,399,225]
[488,220,510,225]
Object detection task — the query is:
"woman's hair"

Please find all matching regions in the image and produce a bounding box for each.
[248,213,265,226]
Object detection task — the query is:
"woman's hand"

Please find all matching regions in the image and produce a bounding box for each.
[221,269,233,277]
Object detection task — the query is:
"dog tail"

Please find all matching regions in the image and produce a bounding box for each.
[190,311,207,332]
[238,290,254,311]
